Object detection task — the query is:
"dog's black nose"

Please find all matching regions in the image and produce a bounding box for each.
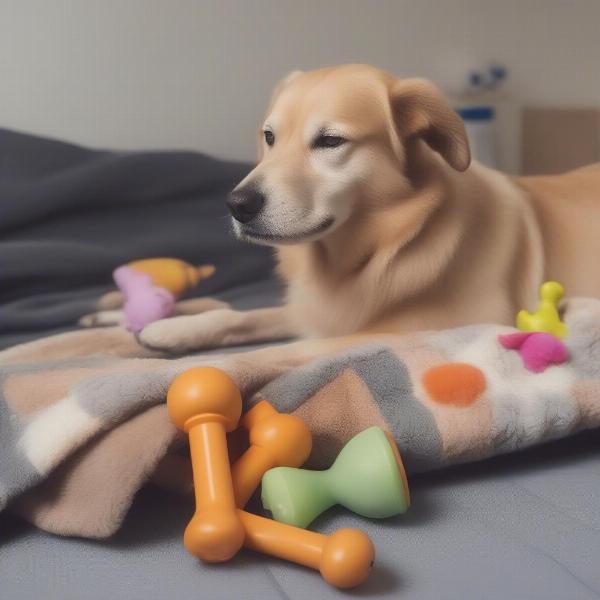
[226,187,266,224]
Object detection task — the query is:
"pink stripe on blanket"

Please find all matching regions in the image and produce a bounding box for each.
[13,405,177,538]
[3,367,116,415]
[0,327,158,365]
[3,359,167,416]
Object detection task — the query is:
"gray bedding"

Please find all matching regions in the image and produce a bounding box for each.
[0,128,276,348]
[1,130,599,599]
[2,387,598,600]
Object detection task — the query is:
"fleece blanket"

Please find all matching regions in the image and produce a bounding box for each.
[1,297,599,539]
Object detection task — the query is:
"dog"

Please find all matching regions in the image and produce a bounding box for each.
[84,64,600,364]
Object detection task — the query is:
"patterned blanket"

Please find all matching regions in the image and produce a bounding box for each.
[1,298,599,539]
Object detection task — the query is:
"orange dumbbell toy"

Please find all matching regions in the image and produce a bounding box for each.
[230,400,312,507]
[168,368,375,588]
[240,511,374,588]
[167,367,245,562]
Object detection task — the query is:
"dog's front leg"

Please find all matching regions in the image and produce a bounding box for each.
[138,306,297,353]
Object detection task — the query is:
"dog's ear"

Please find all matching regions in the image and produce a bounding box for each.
[390,78,471,172]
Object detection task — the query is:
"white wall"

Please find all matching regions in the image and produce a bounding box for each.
[2,0,600,161]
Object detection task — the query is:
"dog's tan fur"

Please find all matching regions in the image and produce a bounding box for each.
[85,65,600,356]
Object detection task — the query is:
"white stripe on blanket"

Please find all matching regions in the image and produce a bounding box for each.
[18,395,101,474]
[455,332,578,449]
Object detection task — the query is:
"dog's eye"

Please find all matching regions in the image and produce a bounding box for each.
[264,130,275,146]
[312,135,347,149]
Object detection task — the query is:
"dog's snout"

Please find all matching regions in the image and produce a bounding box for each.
[227,187,266,224]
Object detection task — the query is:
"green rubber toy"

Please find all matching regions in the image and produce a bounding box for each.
[261,426,410,528]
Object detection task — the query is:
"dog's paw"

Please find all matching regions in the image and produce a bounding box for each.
[78,310,125,328]
[138,310,231,353]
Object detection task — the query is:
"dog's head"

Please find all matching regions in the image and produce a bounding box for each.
[228,64,470,245]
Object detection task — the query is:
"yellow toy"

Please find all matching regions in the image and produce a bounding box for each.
[517,281,568,338]
[112,258,215,332]
[128,258,215,297]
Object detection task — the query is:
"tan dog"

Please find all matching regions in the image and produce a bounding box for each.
[87,64,600,360]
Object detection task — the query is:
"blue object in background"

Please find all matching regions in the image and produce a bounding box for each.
[457,105,497,168]
[457,106,495,122]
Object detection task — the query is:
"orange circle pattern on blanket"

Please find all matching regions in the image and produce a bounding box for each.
[422,363,486,406]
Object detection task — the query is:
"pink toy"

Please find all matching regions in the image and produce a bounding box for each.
[113,266,176,332]
[498,332,569,373]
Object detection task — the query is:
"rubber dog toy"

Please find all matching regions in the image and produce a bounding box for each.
[498,331,568,373]
[239,510,374,589]
[517,281,568,338]
[167,367,245,562]
[231,400,312,507]
[113,266,176,332]
[113,259,215,331]
[168,368,375,588]
[128,258,215,297]
[261,426,410,528]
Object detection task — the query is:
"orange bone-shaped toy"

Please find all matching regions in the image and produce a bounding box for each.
[231,400,312,507]
[167,367,245,562]
[239,511,375,588]
[168,367,375,588]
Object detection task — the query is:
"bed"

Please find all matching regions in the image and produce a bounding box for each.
[1,129,599,600]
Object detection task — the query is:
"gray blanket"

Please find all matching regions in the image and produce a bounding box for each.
[0,128,276,348]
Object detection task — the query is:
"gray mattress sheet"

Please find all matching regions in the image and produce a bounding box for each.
[2,130,599,599]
